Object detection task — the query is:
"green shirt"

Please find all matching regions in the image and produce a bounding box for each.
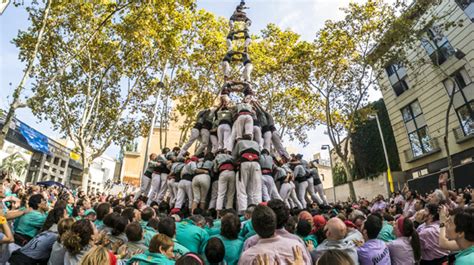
[127,250,175,265]
[301,234,318,248]
[239,220,256,240]
[213,235,244,265]
[176,220,209,254]
[205,219,222,237]
[94,219,105,231]
[140,221,158,247]
[172,238,190,259]
[14,210,47,238]
[377,221,396,242]
[455,245,474,265]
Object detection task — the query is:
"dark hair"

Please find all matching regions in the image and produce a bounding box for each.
[121,207,136,222]
[364,215,383,239]
[252,205,276,239]
[54,200,68,210]
[317,249,355,265]
[103,212,120,228]
[425,203,439,221]
[41,207,65,232]
[158,217,176,238]
[454,208,474,242]
[158,201,171,214]
[57,218,75,242]
[72,205,83,218]
[205,237,225,264]
[176,252,205,265]
[296,219,312,237]
[141,207,155,222]
[221,213,240,240]
[95,203,111,221]
[62,219,94,255]
[147,218,160,232]
[267,199,290,229]
[113,205,125,214]
[125,222,143,242]
[29,194,44,210]
[462,192,472,205]
[400,218,421,262]
[112,216,129,237]
[285,216,297,234]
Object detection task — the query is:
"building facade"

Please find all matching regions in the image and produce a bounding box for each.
[377,1,474,192]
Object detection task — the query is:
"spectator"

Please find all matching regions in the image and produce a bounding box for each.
[387,216,421,265]
[213,213,243,265]
[48,217,75,265]
[175,214,209,254]
[205,237,226,265]
[311,217,358,264]
[140,207,157,246]
[296,219,318,248]
[124,222,147,254]
[317,249,355,265]
[78,245,114,265]
[14,193,49,246]
[357,214,391,265]
[443,207,474,264]
[158,216,190,258]
[9,207,67,264]
[418,203,449,264]
[238,205,308,264]
[62,219,97,265]
[175,252,204,265]
[95,203,112,231]
[128,234,175,265]
[109,216,128,244]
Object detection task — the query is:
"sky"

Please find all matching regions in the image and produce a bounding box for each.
[0,0,382,161]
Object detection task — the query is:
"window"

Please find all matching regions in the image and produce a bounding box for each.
[386,63,409,96]
[321,174,325,181]
[443,67,471,95]
[456,0,474,21]
[421,27,455,65]
[456,101,474,136]
[401,101,434,157]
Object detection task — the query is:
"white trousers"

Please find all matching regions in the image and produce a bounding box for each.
[271,131,289,159]
[253,126,263,148]
[307,177,323,205]
[234,115,253,139]
[146,173,161,205]
[175,180,193,209]
[218,124,232,151]
[262,174,282,202]
[192,174,211,204]
[208,181,219,209]
[180,128,200,156]
[156,173,169,203]
[216,170,236,210]
[134,174,152,200]
[242,62,253,83]
[296,180,309,209]
[263,131,272,151]
[196,128,210,156]
[167,178,179,206]
[236,161,262,212]
[280,182,303,209]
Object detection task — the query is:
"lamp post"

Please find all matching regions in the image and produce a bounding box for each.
[321,144,336,203]
[368,113,394,194]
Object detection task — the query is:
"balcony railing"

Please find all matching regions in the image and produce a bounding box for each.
[453,126,474,143]
[404,137,441,162]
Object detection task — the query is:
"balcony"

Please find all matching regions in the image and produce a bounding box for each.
[453,126,474,143]
[404,137,441,163]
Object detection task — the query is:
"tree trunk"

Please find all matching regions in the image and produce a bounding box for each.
[341,159,356,201]
[81,157,90,193]
[444,86,455,189]
[0,0,51,150]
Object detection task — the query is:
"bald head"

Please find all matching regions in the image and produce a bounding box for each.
[325,217,347,240]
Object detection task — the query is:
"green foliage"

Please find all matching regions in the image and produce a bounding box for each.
[15,1,195,168]
[351,99,401,179]
[0,153,29,178]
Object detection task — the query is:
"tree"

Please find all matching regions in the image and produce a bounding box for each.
[351,99,401,179]
[0,0,52,151]
[296,0,401,200]
[0,153,29,179]
[15,1,195,190]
